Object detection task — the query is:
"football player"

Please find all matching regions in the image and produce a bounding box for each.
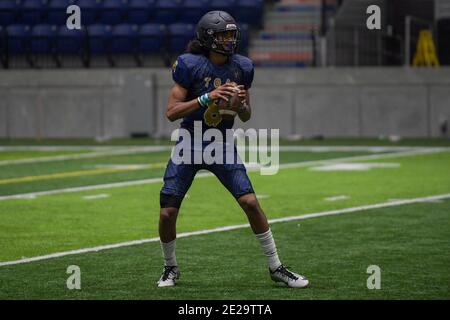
[157,11,309,288]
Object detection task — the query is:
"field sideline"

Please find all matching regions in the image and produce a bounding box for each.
[0,140,449,299]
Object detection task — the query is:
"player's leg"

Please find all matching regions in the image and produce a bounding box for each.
[237,192,269,234]
[157,197,181,288]
[236,193,308,288]
[159,195,182,243]
[157,159,197,287]
[211,163,309,288]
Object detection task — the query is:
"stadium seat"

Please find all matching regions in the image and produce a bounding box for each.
[47,0,76,25]
[209,0,237,16]
[138,23,166,53]
[99,0,128,25]
[87,24,112,54]
[5,24,31,54]
[154,0,183,24]
[233,0,264,26]
[0,26,4,56]
[0,25,3,48]
[19,0,48,25]
[128,0,156,25]
[76,0,101,25]
[110,24,139,54]
[56,25,86,54]
[0,0,20,26]
[179,0,211,24]
[168,23,195,54]
[30,24,57,54]
[238,23,249,52]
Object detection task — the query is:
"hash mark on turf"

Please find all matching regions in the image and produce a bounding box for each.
[325,195,350,201]
[83,194,110,200]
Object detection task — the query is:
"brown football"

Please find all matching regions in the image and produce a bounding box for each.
[216,87,240,121]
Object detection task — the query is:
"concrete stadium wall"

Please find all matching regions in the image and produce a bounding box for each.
[0,67,449,139]
[0,70,156,139]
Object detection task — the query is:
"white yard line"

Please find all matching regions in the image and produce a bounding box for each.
[0,145,425,152]
[0,146,115,151]
[0,148,446,202]
[0,172,210,201]
[389,198,443,204]
[1,193,449,267]
[0,146,172,166]
[2,145,447,166]
[0,146,170,152]
[244,146,418,152]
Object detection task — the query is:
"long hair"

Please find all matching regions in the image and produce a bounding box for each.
[186,39,209,56]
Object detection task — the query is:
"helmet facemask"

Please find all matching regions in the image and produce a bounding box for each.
[209,28,240,56]
[212,29,239,55]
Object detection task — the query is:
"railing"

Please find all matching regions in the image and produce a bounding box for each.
[325,24,404,67]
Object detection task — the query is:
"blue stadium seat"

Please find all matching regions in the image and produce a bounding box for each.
[234,0,263,26]
[30,24,57,54]
[168,23,195,54]
[138,23,166,53]
[0,26,4,54]
[47,0,76,25]
[110,24,139,54]
[0,0,20,26]
[99,0,127,25]
[6,24,31,54]
[128,0,156,25]
[76,0,101,25]
[238,23,249,52]
[179,0,211,24]
[87,24,112,54]
[56,25,86,54]
[20,0,48,25]
[209,0,237,16]
[154,0,183,24]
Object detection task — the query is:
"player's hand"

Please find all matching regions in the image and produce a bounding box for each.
[236,85,247,101]
[208,83,239,102]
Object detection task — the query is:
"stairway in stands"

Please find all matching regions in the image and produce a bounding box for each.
[249,0,339,67]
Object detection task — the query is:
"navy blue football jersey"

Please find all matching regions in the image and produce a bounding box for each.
[172,53,254,135]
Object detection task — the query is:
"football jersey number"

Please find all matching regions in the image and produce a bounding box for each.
[204,78,223,127]
[203,78,232,127]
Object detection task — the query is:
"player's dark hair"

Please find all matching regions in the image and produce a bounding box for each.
[187,39,210,56]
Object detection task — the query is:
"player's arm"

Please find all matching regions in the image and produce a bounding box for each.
[237,85,251,122]
[166,84,199,122]
[166,83,237,122]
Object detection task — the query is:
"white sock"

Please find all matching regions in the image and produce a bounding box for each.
[255,229,282,272]
[160,239,177,267]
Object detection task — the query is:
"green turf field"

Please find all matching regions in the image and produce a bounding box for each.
[0,141,449,299]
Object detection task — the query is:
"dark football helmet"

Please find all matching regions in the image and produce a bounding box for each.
[196,11,241,56]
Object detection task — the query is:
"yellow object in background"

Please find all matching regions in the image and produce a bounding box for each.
[413,30,440,67]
